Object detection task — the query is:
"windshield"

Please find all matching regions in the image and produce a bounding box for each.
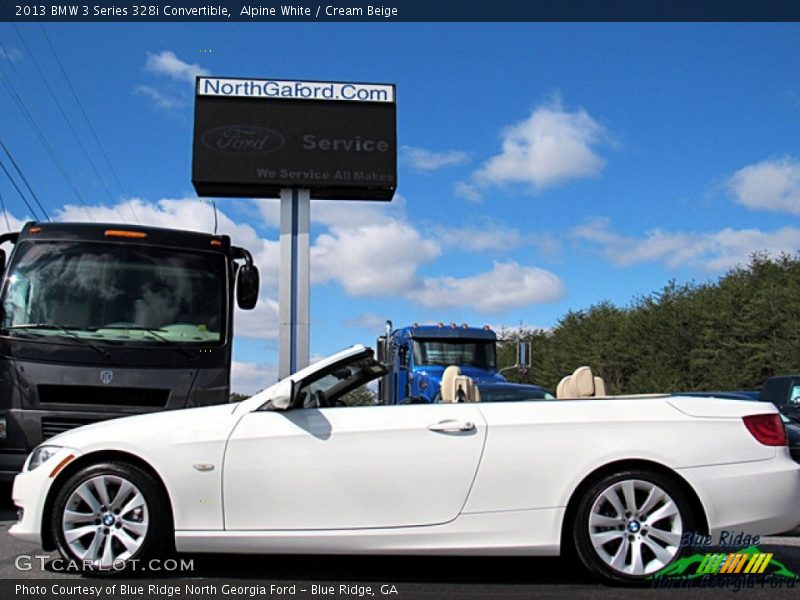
[1,241,226,344]
[412,338,496,370]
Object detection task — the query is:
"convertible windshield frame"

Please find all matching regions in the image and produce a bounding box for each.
[275,348,387,410]
[0,239,228,346]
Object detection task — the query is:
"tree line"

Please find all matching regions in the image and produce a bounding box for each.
[498,253,800,395]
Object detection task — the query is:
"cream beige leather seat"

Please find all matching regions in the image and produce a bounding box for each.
[556,366,606,399]
[440,365,481,403]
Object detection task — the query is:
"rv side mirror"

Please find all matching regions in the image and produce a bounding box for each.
[236,264,260,310]
[267,378,294,411]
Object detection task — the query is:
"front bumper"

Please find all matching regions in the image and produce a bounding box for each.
[678,449,800,539]
[8,447,81,545]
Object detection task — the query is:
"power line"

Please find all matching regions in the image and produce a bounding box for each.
[0,65,93,221]
[38,25,140,224]
[0,35,21,79]
[0,157,41,221]
[10,24,125,222]
[0,139,50,221]
[0,191,12,231]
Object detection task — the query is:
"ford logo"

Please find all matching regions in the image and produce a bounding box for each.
[99,370,113,385]
[201,125,285,154]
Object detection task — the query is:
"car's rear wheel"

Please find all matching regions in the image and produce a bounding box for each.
[572,469,694,584]
[52,462,170,573]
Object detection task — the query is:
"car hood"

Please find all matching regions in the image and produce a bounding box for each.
[43,402,241,451]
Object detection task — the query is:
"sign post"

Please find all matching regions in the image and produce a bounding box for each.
[279,187,310,377]
[192,76,397,379]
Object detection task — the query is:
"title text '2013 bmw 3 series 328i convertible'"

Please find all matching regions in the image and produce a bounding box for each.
[9,345,800,584]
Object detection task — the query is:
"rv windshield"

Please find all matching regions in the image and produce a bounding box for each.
[412,339,496,370]
[1,241,225,344]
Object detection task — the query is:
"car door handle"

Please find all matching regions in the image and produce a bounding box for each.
[427,420,476,433]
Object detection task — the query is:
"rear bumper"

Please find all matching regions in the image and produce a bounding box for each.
[678,450,800,539]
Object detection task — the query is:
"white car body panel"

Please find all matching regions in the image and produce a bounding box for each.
[9,344,800,559]
[176,508,564,556]
[464,398,775,514]
[225,404,485,529]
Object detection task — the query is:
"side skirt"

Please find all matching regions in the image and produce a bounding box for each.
[176,508,565,556]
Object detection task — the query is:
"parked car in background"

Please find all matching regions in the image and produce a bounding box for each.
[758,375,800,423]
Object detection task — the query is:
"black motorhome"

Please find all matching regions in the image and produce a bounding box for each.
[0,222,259,480]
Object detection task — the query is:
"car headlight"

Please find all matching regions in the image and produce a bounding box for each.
[27,446,62,471]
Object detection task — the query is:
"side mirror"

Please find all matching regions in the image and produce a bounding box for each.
[267,378,294,411]
[376,336,387,363]
[237,264,260,310]
[517,340,531,369]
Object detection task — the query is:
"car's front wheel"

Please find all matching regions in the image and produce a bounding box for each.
[572,469,695,584]
[52,461,171,573]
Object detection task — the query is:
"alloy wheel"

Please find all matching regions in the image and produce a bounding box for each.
[61,474,149,569]
[587,479,683,576]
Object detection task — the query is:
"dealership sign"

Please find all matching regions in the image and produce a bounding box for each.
[192,77,397,200]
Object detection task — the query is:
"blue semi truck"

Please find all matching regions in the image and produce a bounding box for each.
[376,321,550,404]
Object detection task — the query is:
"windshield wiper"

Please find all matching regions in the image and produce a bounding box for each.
[89,326,198,362]
[6,323,111,358]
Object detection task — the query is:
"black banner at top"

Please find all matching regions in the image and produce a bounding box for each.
[3,0,800,22]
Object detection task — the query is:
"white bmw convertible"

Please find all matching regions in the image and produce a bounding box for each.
[10,345,800,583]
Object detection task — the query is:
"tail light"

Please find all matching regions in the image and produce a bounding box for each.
[743,414,786,446]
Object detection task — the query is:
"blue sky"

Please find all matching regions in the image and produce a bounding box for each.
[1,23,800,392]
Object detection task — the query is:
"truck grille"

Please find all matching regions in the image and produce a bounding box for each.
[38,385,170,407]
[41,417,108,439]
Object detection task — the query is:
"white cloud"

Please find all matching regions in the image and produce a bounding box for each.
[728,157,800,215]
[573,217,800,272]
[313,220,440,296]
[256,194,442,299]
[454,181,483,203]
[235,297,279,340]
[255,195,564,313]
[0,210,29,236]
[431,219,561,259]
[0,47,22,62]
[414,261,566,313]
[231,360,278,395]
[464,101,609,200]
[145,50,208,84]
[401,146,469,171]
[133,85,185,110]
[254,195,407,229]
[432,220,526,252]
[342,313,388,331]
